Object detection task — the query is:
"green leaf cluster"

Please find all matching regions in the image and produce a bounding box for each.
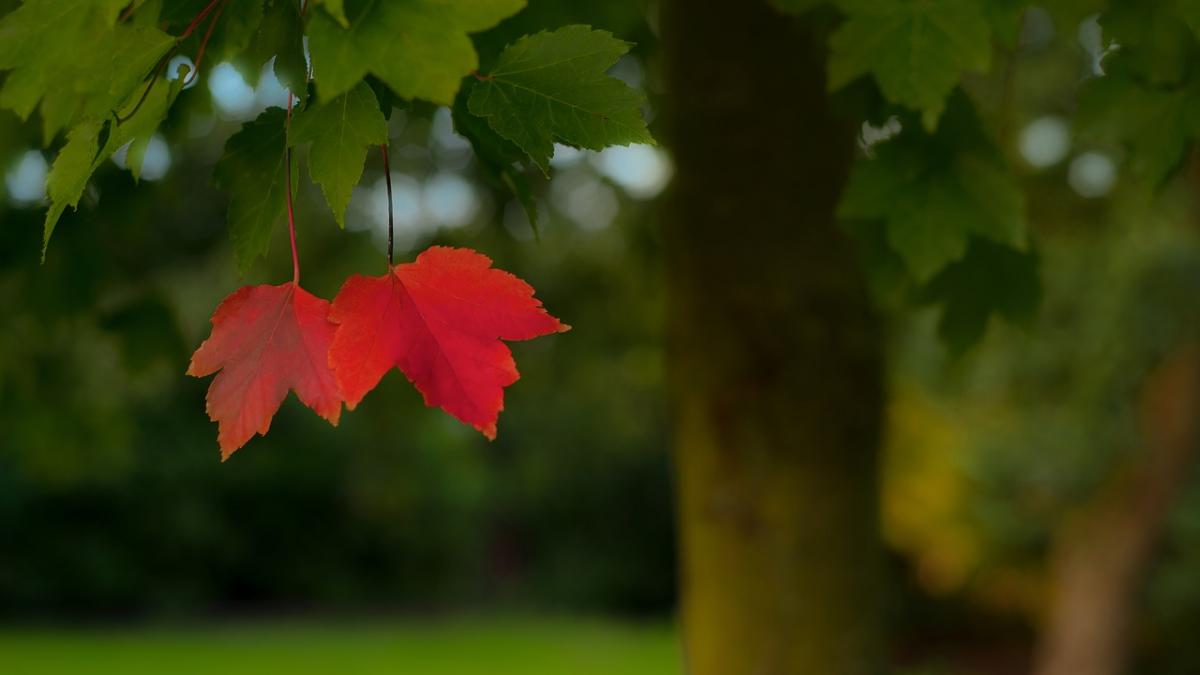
[0,0,655,268]
[772,0,1200,349]
[1074,0,1200,185]
[839,96,1035,352]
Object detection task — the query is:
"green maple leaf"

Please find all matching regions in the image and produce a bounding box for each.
[828,0,992,130]
[240,0,307,94]
[921,239,1041,354]
[1076,74,1200,186]
[983,0,1029,48]
[1101,1,1193,86]
[288,82,389,228]
[212,0,268,65]
[311,0,349,27]
[214,108,296,274]
[42,119,106,258]
[160,0,264,64]
[307,0,525,105]
[1181,0,1200,35]
[840,146,1026,281]
[42,75,184,257]
[0,0,173,142]
[366,77,410,120]
[453,83,538,231]
[0,0,126,75]
[466,25,654,174]
[79,24,177,116]
[839,96,1026,282]
[123,70,189,181]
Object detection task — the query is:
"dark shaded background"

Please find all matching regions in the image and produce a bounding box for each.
[4,2,1200,674]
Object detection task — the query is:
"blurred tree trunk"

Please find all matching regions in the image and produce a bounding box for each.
[660,3,885,674]
[1033,345,1200,675]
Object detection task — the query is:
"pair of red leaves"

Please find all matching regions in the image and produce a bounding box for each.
[187,246,568,459]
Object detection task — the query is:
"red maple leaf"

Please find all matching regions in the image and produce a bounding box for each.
[188,282,342,459]
[328,246,568,438]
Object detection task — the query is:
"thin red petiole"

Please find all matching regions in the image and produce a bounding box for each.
[381,144,393,268]
[286,94,300,284]
[179,0,225,41]
[117,0,226,125]
[184,0,228,88]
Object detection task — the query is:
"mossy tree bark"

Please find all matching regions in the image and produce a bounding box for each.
[661,2,886,674]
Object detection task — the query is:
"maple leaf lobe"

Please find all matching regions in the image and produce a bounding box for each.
[328,246,568,439]
[188,282,343,459]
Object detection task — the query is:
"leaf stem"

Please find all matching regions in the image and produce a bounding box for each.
[286,94,301,284]
[117,0,228,125]
[118,2,138,23]
[183,0,229,88]
[115,51,172,124]
[179,0,225,41]
[381,144,394,268]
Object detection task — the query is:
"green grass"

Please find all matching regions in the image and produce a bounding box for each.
[0,616,680,675]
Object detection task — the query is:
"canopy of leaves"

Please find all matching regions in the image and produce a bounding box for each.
[2,0,657,285]
[0,0,172,140]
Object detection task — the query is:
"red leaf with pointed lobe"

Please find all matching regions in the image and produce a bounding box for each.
[328,246,568,438]
[188,282,342,459]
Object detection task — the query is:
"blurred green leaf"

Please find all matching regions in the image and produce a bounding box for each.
[921,239,1040,353]
[829,0,992,130]
[839,105,1026,282]
[1076,74,1200,186]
